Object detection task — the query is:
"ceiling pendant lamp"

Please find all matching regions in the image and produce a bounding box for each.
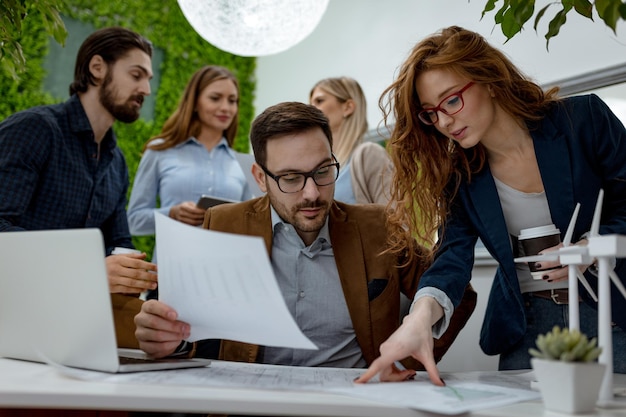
[178,0,330,57]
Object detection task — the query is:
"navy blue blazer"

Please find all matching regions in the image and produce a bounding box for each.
[418,94,626,355]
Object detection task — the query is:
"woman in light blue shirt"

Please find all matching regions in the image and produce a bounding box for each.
[128,66,252,238]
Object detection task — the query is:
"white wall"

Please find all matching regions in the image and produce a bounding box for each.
[255,0,626,129]
[438,264,499,372]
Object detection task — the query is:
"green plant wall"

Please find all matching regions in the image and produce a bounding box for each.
[0,0,257,258]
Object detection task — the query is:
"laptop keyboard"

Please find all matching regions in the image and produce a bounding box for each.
[119,355,192,365]
[119,355,162,365]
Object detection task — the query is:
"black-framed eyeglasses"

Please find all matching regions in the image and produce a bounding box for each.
[418,82,475,125]
[259,156,340,193]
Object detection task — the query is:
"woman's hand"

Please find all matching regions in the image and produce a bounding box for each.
[169,201,206,226]
[355,297,445,386]
[534,239,593,282]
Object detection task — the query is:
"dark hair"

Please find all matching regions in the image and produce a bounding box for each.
[69,27,153,96]
[147,66,240,151]
[250,102,333,166]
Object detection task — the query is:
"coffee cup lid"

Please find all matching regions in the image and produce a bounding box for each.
[518,224,560,240]
[112,247,142,255]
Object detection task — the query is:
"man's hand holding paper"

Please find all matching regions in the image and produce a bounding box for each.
[145,213,316,352]
[135,300,191,358]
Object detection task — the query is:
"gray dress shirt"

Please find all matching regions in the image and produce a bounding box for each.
[260,208,366,368]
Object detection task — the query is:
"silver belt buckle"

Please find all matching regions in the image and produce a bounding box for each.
[550,289,566,305]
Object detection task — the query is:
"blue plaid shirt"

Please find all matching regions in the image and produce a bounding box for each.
[0,95,133,253]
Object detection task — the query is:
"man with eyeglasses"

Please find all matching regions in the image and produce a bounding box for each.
[134,102,476,377]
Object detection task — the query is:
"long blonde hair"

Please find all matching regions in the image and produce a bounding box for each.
[146,65,239,151]
[309,77,368,167]
[381,26,560,262]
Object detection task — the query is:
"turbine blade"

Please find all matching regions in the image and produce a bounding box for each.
[590,189,604,237]
[576,269,598,302]
[608,270,626,301]
[563,203,580,246]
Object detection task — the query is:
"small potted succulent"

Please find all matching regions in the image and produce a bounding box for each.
[529,326,605,414]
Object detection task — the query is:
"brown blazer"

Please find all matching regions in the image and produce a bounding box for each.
[203,196,477,369]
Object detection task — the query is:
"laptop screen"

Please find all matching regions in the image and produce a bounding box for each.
[0,228,122,372]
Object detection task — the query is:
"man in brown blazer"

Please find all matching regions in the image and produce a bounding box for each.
[134,102,476,379]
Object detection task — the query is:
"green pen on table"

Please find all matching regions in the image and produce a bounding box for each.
[442,378,464,401]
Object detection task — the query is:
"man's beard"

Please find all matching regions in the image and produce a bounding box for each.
[268,192,331,236]
[99,72,143,123]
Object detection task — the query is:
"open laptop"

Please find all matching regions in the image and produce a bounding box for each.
[0,228,210,373]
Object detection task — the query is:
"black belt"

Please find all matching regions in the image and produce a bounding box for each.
[528,289,581,305]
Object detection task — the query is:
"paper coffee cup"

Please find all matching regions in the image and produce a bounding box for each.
[112,247,142,255]
[518,225,561,279]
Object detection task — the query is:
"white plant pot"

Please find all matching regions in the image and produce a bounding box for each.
[531,358,606,414]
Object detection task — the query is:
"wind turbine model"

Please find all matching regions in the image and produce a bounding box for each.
[514,203,598,331]
[516,189,626,406]
[585,189,626,405]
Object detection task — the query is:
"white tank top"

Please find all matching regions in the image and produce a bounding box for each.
[493,176,568,293]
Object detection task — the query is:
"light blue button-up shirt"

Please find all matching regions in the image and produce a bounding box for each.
[128,137,252,236]
[333,160,357,204]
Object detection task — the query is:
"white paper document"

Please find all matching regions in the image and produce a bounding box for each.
[154,213,316,350]
[55,361,542,415]
[59,359,363,389]
[329,370,541,414]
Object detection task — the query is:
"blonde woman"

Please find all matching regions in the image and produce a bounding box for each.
[310,77,393,204]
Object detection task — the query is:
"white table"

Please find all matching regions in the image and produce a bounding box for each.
[1,358,625,417]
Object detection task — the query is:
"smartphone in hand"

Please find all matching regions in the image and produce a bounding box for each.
[196,195,238,210]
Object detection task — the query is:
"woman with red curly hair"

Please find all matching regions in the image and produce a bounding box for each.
[358,26,626,384]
